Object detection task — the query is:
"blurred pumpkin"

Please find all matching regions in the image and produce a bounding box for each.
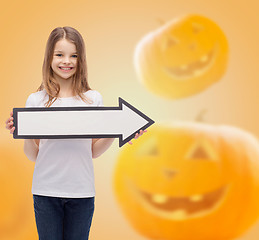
[113,123,259,240]
[0,142,37,240]
[134,15,229,99]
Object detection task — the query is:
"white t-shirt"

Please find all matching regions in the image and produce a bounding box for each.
[25,89,103,198]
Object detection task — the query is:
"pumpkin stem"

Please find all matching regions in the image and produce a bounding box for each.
[195,109,207,122]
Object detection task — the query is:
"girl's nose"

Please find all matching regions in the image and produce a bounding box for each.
[62,56,71,64]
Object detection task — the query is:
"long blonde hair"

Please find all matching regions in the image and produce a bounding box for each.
[37,26,93,107]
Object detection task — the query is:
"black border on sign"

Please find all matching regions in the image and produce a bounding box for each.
[13,97,155,147]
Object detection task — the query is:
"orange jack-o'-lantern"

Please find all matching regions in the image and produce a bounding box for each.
[134,15,229,99]
[0,143,37,240]
[113,123,259,240]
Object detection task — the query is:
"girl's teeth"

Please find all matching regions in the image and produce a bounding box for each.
[60,67,72,70]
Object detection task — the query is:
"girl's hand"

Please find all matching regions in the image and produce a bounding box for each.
[128,129,147,145]
[5,111,15,134]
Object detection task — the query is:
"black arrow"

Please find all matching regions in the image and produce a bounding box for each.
[13,97,155,147]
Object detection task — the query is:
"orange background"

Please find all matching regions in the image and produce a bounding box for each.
[1,0,259,239]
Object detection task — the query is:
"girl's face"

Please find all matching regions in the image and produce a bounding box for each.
[51,39,78,82]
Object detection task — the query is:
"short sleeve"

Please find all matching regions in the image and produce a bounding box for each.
[96,91,103,106]
[25,94,35,107]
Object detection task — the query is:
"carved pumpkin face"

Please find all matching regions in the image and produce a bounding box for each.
[0,144,36,239]
[113,123,259,239]
[134,15,229,99]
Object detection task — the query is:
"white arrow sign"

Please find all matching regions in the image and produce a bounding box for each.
[13,97,155,147]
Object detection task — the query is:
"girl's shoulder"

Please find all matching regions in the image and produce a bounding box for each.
[25,89,48,107]
[31,89,48,98]
[84,89,102,99]
[83,89,103,106]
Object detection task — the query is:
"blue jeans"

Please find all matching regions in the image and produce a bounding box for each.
[33,194,95,240]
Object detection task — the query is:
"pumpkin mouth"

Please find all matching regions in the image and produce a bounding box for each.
[163,46,217,80]
[129,179,229,221]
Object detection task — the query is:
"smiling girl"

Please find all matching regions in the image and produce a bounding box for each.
[5,26,145,240]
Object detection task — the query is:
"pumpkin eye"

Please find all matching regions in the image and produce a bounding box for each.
[161,36,179,51]
[167,37,179,47]
[135,137,159,157]
[192,22,204,34]
[185,139,218,161]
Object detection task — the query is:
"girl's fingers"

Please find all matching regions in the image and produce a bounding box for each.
[10,127,15,134]
[129,129,148,143]
[6,121,13,130]
[5,117,13,124]
[5,112,14,131]
[134,129,147,139]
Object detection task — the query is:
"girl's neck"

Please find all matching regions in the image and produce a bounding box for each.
[58,89,74,98]
[57,78,74,98]
[58,84,74,97]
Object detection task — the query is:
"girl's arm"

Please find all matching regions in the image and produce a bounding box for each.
[91,130,147,158]
[24,139,39,162]
[92,138,115,158]
[6,111,39,162]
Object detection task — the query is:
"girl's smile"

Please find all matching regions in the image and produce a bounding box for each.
[58,66,74,72]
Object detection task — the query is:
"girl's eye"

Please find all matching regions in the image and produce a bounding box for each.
[55,54,77,58]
